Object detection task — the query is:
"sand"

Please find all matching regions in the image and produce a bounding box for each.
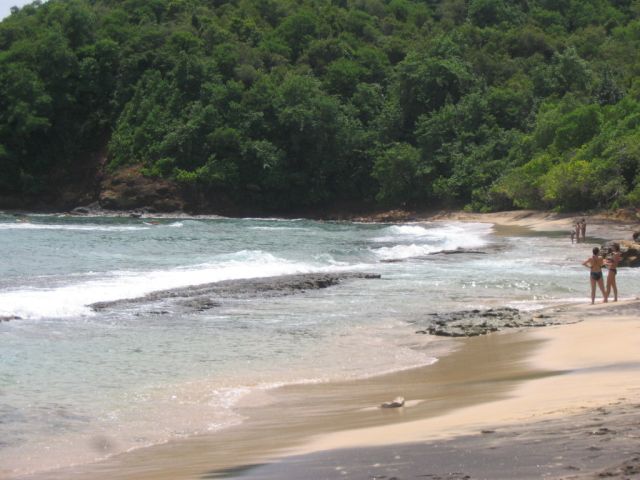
[13,210,640,480]
[428,209,638,241]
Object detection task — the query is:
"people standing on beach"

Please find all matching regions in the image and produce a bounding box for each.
[580,218,587,241]
[605,243,622,302]
[583,247,607,304]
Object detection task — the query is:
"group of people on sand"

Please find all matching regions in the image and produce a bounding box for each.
[582,243,622,304]
[570,218,587,243]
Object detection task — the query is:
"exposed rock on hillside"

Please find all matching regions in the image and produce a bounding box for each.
[99,166,185,212]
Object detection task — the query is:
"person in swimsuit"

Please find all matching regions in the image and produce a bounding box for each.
[582,247,607,304]
[580,218,586,241]
[575,222,582,243]
[605,243,622,302]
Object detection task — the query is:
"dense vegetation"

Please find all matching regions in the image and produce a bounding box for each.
[1,0,640,212]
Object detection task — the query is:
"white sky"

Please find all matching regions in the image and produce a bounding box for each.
[0,0,38,20]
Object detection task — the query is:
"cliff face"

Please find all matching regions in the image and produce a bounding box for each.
[98,166,185,213]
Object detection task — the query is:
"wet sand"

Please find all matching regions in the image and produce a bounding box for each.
[19,327,548,479]
[232,400,640,480]
[233,303,640,480]
[17,299,640,480]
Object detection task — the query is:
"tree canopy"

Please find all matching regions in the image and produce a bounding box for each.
[1,0,640,212]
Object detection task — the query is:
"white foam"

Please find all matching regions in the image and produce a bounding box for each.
[0,251,355,319]
[0,222,149,231]
[249,226,310,231]
[372,222,493,260]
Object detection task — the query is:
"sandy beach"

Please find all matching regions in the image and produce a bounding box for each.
[10,211,640,480]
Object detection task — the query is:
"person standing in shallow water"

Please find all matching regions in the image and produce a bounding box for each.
[606,243,622,302]
[580,218,587,241]
[583,247,607,304]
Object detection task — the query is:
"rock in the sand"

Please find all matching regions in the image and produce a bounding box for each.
[381,396,405,408]
[415,307,565,337]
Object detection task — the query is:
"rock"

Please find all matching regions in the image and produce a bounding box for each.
[437,249,488,255]
[415,307,564,337]
[602,240,640,267]
[0,315,21,322]
[90,272,381,313]
[70,206,91,215]
[381,396,405,408]
[99,165,185,212]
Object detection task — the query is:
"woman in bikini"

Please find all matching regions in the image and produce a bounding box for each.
[582,247,607,304]
[605,243,622,302]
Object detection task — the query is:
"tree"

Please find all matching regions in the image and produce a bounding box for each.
[372,143,424,205]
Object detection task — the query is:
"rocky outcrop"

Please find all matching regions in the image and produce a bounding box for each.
[602,240,640,267]
[90,272,381,314]
[0,315,21,322]
[98,165,185,212]
[415,307,563,337]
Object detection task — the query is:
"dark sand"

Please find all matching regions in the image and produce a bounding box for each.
[225,400,640,480]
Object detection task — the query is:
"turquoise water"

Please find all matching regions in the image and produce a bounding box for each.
[1,213,638,476]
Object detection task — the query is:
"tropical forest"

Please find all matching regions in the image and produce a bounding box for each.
[1,0,640,213]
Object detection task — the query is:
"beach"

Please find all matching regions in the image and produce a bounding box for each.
[20,300,640,480]
[3,211,640,479]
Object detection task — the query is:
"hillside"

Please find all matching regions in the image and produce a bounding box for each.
[1,0,639,213]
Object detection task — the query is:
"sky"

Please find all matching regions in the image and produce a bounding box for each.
[0,0,37,20]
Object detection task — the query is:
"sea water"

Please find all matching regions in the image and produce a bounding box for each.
[1,213,638,476]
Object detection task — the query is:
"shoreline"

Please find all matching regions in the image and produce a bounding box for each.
[16,323,547,480]
[4,208,638,250]
[18,299,640,480]
[5,212,640,479]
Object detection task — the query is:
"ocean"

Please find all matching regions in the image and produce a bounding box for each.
[1,213,637,477]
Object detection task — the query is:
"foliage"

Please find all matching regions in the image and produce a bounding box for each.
[1,0,640,212]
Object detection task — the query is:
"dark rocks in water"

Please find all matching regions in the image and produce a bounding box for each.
[437,249,488,255]
[90,272,381,313]
[415,307,563,337]
[70,206,91,215]
[0,315,21,322]
[177,299,221,312]
[69,202,102,215]
[380,248,488,263]
[602,240,640,267]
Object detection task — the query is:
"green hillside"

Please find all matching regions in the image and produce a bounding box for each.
[1,0,639,212]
